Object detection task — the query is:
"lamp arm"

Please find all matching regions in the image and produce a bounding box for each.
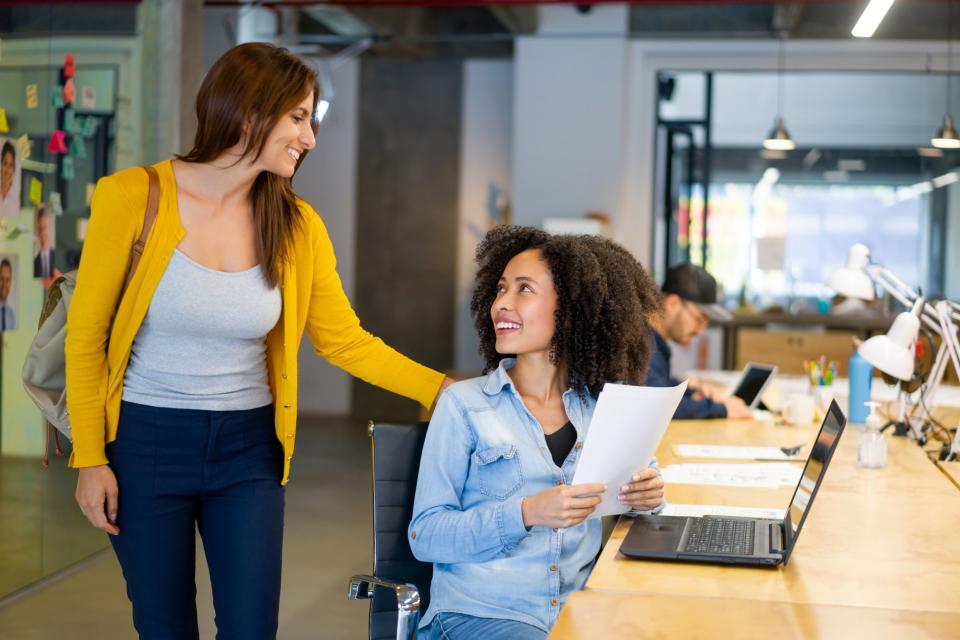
[913,301,960,450]
[935,305,960,459]
[864,264,942,334]
[949,300,960,323]
[935,301,960,390]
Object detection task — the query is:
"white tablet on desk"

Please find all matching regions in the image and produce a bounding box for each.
[731,362,778,409]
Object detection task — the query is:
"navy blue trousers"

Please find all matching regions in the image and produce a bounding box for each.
[107,401,285,640]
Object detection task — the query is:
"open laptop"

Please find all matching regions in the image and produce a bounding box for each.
[620,399,846,566]
[730,362,777,409]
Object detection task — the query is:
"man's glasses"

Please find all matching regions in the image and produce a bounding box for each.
[681,300,708,330]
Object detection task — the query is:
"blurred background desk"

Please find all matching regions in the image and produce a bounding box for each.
[720,311,896,375]
[549,416,960,638]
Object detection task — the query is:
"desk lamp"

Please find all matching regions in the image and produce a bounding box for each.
[828,243,875,301]
[857,299,923,436]
[829,245,960,444]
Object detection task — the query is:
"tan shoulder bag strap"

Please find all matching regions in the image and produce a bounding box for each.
[122,165,161,293]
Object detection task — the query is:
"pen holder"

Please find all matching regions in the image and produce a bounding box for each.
[812,384,834,418]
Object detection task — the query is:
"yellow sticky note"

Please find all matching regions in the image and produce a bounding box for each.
[17,133,31,160]
[0,108,8,133]
[26,84,38,110]
[85,182,95,207]
[29,177,42,205]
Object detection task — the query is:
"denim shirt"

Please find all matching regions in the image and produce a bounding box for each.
[409,358,663,633]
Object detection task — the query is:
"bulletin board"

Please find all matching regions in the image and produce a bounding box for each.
[0,60,116,457]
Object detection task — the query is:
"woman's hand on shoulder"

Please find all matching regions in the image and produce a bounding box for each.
[618,467,664,511]
[521,482,606,529]
[76,465,120,535]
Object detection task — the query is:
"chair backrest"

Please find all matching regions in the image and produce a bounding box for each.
[368,421,433,640]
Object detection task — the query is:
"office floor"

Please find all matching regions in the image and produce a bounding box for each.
[0,452,109,596]
[0,417,374,639]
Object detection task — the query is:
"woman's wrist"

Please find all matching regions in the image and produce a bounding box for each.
[520,497,533,529]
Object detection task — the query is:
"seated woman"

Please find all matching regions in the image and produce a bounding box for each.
[409,226,665,639]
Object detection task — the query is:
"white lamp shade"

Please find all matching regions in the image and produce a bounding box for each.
[828,268,875,300]
[827,243,875,300]
[857,311,920,380]
[845,243,871,269]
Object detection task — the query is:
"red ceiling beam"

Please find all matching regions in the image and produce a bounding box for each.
[202,0,875,7]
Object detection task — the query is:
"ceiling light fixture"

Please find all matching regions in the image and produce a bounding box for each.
[851,0,896,38]
[933,1,960,149]
[763,31,796,151]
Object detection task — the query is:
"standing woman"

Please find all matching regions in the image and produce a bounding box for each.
[66,43,449,639]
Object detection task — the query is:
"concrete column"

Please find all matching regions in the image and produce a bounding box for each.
[140,0,204,161]
[353,58,461,420]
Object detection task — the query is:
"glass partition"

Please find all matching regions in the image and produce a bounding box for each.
[0,58,117,599]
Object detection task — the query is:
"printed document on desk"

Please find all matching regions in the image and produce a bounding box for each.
[661,463,802,488]
[572,381,686,517]
[673,444,798,460]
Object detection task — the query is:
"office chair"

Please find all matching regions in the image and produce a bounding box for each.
[348,421,432,640]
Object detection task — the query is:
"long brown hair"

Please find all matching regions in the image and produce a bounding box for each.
[178,42,320,287]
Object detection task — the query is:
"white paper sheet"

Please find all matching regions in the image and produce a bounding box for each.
[672,444,800,461]
[661,463,802,488]
[571,381,687,517]
[659,503,786,521]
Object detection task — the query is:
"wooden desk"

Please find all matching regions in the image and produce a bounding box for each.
[550,591,960,639]
[937,459,960,491]
[549,417,960,637]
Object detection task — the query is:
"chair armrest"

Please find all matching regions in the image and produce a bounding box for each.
[347,574,421,612]
[348,574,422,640]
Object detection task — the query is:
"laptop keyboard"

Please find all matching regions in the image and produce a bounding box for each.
[681,518,755,555]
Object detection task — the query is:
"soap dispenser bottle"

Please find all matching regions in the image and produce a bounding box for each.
[858,401,887,469]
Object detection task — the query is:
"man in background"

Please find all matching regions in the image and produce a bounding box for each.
[0,258,16,331]
[646,262,752,419]
[0,140,20,218]
[34,204,55,278]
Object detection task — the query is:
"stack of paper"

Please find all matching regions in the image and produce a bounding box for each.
[673,444,800,461]
[571,381,687,517]
[661,463,802,489]
[660,503,786,520]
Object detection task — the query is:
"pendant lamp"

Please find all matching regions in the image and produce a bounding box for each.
[763,32,796,151]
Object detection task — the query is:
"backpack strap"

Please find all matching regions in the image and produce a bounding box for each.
[121,165,161,294]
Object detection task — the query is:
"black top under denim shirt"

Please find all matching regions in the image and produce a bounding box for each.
[644,330,727,419]
[545,421,577,467]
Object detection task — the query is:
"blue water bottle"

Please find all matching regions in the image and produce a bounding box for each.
[848,349,873,424]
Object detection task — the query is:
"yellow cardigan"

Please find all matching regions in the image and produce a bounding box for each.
[65,160,444,484]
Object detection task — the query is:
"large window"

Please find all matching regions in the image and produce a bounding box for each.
[655,70,957,307]
[687,181,927,306]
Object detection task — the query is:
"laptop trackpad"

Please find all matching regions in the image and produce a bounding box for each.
[620,514,687,557]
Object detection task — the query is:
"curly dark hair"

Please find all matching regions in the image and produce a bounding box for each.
[469,225,662,390]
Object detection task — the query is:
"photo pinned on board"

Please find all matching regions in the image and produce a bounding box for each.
[0,254,18,332]
[34,203,59,285]
[1,136,22,218]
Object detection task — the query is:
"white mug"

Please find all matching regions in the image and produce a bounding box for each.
[783,394,816,426]
[813,385,834,413]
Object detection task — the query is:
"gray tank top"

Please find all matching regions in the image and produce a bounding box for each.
[122,249,281,411]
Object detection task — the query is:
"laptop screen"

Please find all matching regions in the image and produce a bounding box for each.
[732,364,775,407]
[782,400,846,562]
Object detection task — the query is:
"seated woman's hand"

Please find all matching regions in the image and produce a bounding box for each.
[521,482,606,529]
[618,467,664,511]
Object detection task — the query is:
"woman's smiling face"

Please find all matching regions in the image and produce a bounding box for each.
[490,248,557,357]
[256,92,317,178]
